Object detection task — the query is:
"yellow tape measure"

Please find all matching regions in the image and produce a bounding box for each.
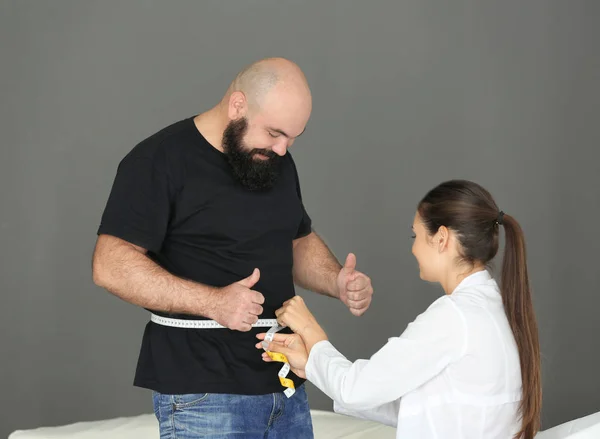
[262,324,296,398]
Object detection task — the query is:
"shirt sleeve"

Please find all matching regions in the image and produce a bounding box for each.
[288,154,312,239]
[97,149,176,253]
[305,297,468,412]
[333,398,401,428]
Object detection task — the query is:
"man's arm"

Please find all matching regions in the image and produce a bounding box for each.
[92,234,264,331]
[292,231,342,298]
[92,234,215,314]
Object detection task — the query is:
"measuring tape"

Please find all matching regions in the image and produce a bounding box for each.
[150,313,278,328]
[149,313,295,398]
[262,324,295,398]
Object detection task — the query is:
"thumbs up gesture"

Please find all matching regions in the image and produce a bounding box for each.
[210,268,265,331]
[336,254,373,316]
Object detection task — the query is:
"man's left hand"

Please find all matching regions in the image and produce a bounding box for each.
[336,253,373,316]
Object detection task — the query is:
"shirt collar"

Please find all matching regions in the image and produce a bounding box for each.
[452,270,493,294]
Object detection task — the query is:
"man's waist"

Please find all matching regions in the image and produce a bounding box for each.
[150,313,278,328]
[147,309,283,321]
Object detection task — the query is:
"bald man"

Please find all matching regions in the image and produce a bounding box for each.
[92,58,374,438]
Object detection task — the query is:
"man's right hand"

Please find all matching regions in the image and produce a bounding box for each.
[210,268,265,332]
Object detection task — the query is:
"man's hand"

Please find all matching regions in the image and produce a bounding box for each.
[210,268,265,331]
[336,253,373,316]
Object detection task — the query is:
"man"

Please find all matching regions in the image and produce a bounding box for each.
[92,57,374,438]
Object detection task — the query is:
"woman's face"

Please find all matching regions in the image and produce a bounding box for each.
[411,212,443,283]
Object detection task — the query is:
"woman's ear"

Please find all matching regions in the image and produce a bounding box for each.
[437,226,450,253]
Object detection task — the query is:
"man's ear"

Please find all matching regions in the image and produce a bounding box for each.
[228,91,248,120]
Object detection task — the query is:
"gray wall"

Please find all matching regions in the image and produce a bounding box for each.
[2,1,599,437]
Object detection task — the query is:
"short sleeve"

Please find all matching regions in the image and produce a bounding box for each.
[288,154,312,239]
[97,151,174,253]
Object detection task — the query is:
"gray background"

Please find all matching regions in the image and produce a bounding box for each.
[2,1,599,437]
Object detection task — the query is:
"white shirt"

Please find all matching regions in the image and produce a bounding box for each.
[306,270,523,439]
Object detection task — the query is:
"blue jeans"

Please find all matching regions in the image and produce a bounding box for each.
[152,384,314,438]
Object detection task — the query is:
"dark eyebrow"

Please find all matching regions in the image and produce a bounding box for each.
[268,126,306,138]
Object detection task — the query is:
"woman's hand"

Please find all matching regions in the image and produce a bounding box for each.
[275,296,319,334]
[256,332,308,378]
[274,296,328,353]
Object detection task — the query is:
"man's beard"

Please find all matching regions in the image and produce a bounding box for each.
[222,118,282,191]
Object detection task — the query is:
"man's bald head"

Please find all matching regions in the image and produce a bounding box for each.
[227,57,311,114]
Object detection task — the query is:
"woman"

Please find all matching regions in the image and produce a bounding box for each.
[256,180,542,439]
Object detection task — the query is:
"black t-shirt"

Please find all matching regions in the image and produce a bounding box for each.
[97,116,312,395]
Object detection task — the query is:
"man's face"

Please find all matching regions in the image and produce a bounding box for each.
[222,92,311,190]
[222,117,283,191]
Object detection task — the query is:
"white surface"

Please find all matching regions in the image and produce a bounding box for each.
[7,409,395,439]
[535,410,600,439]
[8,414,157,439]
[8,409,600,439]
[306,271,522,438]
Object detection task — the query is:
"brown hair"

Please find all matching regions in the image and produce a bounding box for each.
[418,179,541,439]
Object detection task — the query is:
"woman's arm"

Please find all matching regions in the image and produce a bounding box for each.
[333,399,401,428]
[304,297,467,411]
